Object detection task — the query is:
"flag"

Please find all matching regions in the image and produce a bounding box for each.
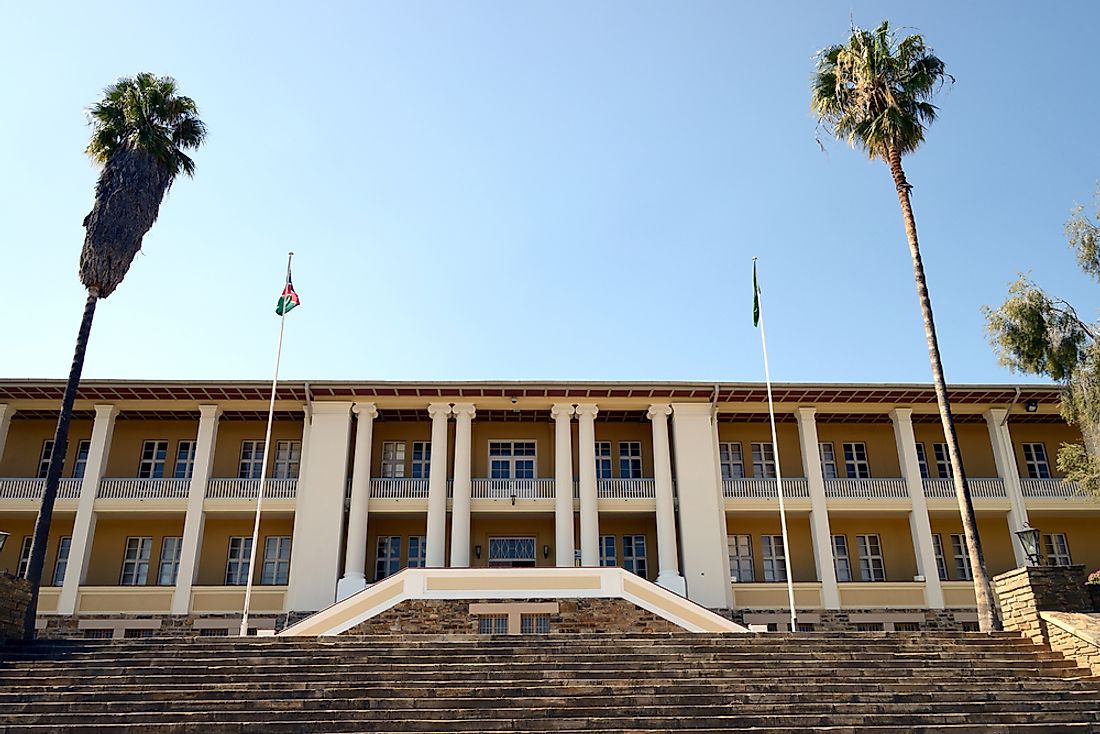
[276,274,300,316]
[752,260,760,327]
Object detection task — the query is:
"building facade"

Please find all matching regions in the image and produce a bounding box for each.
[0,380,1095,636]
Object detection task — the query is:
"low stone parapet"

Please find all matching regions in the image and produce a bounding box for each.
[1040,612,1100,675]
[0,573,32,640]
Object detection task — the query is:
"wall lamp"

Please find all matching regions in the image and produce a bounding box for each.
[0,530,8,555]
[542,544,551,559]
[474,545,482,560]
[1014,524,1042,566]
[510,493,517,506]
[1024,399,1039,413]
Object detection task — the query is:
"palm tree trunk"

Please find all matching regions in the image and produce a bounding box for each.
[886,145,1000,632]
[22,288,99,640]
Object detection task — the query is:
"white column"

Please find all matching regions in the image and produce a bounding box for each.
[890,408,946,608]
[450,403,476,568]
[58,404,117,615]
[337,402,377,600]
[0,404,13,466]
[648,404,685,595]
[285,402,353,611]
[425,403,452,568]
[171,405,222,614]
[551,404,576,567]
[575,404,599,566]
[794,408,841,609]
[985,408,1029,566]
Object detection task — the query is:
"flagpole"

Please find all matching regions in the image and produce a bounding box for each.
[240,251,293,637]
[754,257,797,632]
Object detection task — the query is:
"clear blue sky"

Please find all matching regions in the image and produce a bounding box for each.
[2,2,1097,385]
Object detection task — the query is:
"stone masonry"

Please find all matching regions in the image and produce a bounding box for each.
[0,573,32,641]
[992,565,1090,646]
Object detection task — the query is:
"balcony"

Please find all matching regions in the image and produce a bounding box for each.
[370,478,429,499]
[205,479,298,500]
[723,479,810,499]
[471,478,554,500]
[1020,478,1089,499]
[922,478,1006,499]
[97,478,190,500]
[597,478,656,499]
[0,478,82,500]
[825,478,908,499]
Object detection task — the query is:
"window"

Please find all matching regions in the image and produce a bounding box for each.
[199,627,229,637]
[272,441,301,479]
[411,442,431,479]
[623,535,647,578]
[728,534,754,582]
[761,535,787,582]
[225,537,253,585]
[619,442,642,479]
[488,441,536,480]
[261,536,292,584]
[931,533,948,582]
[124,628,155,639]
[894,621,922,632]
[158,537,183,586]
[375,536,401,579]
[17,536,33,577]
[37,439,55,479]
[751,442,777,479]
[719,443,744,480]
[72,440,91,479]
[120,537,153,585]
[173,440,196,480]
[83,628,113,639]
[855,622,885,632]
[238,440,265,480]
[856,534,886,581]
[843,443,871,479]
[831,535,852,582]
[478,615,508,634]
[599,535,617,567]
[933,443,953,479]
[407,535,426,568]
[915,443,930,480]
[819,443,838,479]
[595,442,613,480]
[137,440,168,479]
[488,537,536,567]
[1023,443,1051,479]
[1044,533,1072,566]
[381,441,406,478]
[521,614,551,634]
[52,536,71,586]
[950,534,973,581]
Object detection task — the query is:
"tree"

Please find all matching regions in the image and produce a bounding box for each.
[811,21,999,631]
[22,73,206,639]
[985,190,1100,495]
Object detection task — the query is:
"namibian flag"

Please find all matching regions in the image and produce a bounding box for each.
[276,274,300,316]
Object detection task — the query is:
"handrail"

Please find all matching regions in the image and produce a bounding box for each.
[824,478,908,499]
[471,478,555,499]
[922,478,1006,498]
[722,478,810,499]
[1021,478,1088,498]
[205,478,298,499]
[597,478,656,499]
[98,478,190,499]
[369,478,430,499]
[0,477,83,500]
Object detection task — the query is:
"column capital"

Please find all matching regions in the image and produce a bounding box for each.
[550,403,575,420]
[311,401,353,416]
[427,403,453,420]
[94,403,119,420]
[888,407,914,425]
[983,407,1008,425]
[646,404,672,420]
[452,403,476,419]
[198,404,223,421]
[574,403,599,419]
[795,406,817,421]
[352,402,379,419]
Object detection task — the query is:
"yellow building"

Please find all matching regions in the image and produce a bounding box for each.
[0,379,1095,636]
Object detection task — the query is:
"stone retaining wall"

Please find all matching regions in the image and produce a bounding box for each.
[726,607,979,632]
[1041,612,1100,675]
[0,573,32,641]
[992,565,1089,646]
[34,611,313,639]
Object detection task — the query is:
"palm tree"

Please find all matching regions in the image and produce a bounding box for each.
[811,22,999,631]
[22,73,206,639]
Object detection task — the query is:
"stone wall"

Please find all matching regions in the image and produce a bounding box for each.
[1042,612,1100,675]
[992,565,1090,646]
[726,607,979,632]
[345,598,680,635]
[0,573,32,641]
[34,611,313,639]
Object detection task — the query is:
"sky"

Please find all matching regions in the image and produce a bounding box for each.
[2,2,1098,386]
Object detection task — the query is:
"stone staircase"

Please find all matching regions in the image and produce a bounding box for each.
[1,631,1099,732]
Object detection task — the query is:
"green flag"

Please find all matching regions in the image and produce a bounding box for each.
[752,260,760,327]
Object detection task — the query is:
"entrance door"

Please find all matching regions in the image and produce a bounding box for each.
[488,537,537,567]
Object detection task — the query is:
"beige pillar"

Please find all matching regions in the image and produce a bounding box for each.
[890,408,945,608]
[58,404,117,615]
[985,408,1029,566]
[795,408,841,609]
[551,404,576,567]
[0,404,13,465]
[337,402,377,600]
[450,403,476,567]
[648,404,685,595]
[171,405,222,614]
[425,403,452,568]
[575,404,600,566]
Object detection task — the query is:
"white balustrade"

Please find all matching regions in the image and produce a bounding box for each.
[369,478,430,499]
[205,478,298,500]
[722,478,810,499]
[922,478,1007,499]
[1021,478,1088,499]
[824,478,909,499]
[0,478,82,500]
[597,478,657,499]
[471,478,555,500]
[97,478,191,499]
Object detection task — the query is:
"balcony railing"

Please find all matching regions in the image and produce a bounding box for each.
[723,478,810,499]
[471,478,554,500]
[0,478,82,500]
[97,478,190,499]
[597,478,656,499]
[205,478,298,500]
[370,478,429,499]
[825,478,908,499]
[922,478,1007,499]
[1021,478,1088,499]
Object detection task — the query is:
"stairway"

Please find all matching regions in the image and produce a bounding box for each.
[1,631,1099,732]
